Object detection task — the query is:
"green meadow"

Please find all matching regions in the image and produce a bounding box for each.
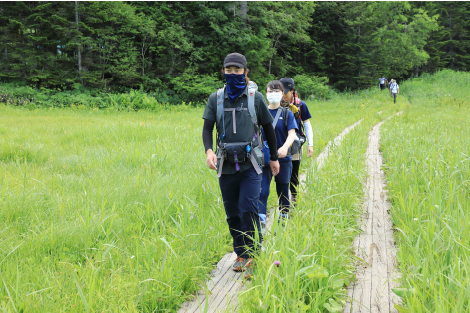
[380,70,470,312]
[1,70,469,312]
[0,91,388,312]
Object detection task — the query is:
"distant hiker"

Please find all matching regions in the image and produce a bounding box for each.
[202,52,280,279]
[379,77,388,90]
[279,77,314,204]
[389,79,399,103]
[259,80,298,235]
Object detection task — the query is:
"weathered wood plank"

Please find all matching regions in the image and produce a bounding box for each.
[343,113,402,313]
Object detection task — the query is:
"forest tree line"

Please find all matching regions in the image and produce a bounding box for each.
[0,1,469,103]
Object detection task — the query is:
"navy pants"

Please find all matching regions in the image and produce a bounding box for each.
[219,167,262,259]
[259,160,293,221]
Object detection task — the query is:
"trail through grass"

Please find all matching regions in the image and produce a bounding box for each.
[0,90,389,312]
[380,70,470,312]
[238,90,402,312]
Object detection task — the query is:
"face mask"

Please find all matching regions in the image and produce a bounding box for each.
[267,92,283,104]
[224,73,246,103]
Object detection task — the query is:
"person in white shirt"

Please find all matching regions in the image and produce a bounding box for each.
[389,79,399,103]
[378,77,388,90]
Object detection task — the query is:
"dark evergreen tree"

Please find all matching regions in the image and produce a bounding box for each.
[0,1,467,95]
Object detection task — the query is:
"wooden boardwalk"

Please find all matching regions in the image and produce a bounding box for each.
[343,114,402,313]
[178,118,363,313]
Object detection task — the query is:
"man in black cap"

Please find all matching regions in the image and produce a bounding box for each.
[202,52,280,279]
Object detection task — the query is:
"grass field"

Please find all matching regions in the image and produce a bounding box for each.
[0,88,392,313]
[0,106,230,312]
[1,70,467,313]
[380,70,470,312]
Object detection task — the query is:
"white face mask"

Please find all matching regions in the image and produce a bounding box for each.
[267,92,283,104]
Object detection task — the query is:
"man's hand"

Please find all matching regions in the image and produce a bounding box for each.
[206,149,217,170]
[307,146,314,158]
[270,160,280,176]
[278,146,288,159]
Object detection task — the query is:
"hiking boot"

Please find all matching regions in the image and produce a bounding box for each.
[232,256,248,272]
[244,258,254,279]
[260,220,267,237]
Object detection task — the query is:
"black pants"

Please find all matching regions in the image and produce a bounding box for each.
[380,84,385,90]
[290,160,301,198]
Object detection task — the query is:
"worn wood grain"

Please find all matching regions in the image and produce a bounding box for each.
[344,113,402,313]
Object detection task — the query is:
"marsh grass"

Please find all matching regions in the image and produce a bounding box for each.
[380,70,470,312]
[0,106,230,312]
[0,85,396,312]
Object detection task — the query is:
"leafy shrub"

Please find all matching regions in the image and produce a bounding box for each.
[0,83,164,110]
[170,70,224,104]
[293,74,332,100]
[108,89,159,111]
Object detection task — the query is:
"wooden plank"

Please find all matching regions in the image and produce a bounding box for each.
[343,114,402,313]
[178,253,237,313]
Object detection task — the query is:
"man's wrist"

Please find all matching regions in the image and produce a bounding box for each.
[205,148,214,154]
[270,152,279,161]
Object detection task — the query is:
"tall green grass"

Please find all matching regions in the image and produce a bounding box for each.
[0,88,390,312]
[0,105,230,312]
[0,79,405,312]
[380,69,470,312]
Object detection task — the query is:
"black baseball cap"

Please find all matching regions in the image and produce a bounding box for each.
[280,78,295,94]
[224,53,247,68]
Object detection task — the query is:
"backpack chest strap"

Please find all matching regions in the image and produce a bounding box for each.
[224,107,247,134]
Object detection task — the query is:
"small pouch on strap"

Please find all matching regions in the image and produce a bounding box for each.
[218,142,261,175]
[220,142,249,165]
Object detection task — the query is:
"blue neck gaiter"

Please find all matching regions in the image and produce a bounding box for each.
[224,73,246,103]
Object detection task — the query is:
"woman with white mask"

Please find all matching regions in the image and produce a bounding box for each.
[258,80,298,235]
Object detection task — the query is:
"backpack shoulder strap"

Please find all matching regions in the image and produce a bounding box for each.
[272,107,283,128]
[216,87,226,141]
[247,88,257,126]
[247,88,263,148]
[282,107,288,127]
[216,87,225,126]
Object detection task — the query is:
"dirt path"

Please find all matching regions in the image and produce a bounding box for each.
[178,118,363,313]
[343,113,402,313]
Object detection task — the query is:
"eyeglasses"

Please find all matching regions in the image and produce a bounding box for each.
[266,89,282,94]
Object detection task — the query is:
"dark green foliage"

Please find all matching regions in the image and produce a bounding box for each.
[0,82,162,110]
[413,1,470,75]
[0,1,469,102]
